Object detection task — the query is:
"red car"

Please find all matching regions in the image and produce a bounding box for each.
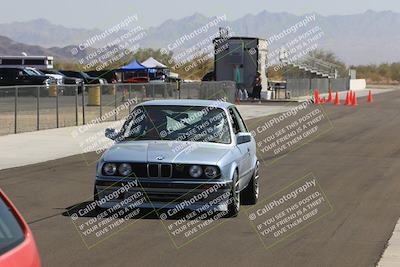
[0,190,41,267]
[124,77,149,83]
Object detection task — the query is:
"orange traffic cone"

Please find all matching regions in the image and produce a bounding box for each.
[334,92,341,105]
[321,97,326,104]
[327,88,333,103]
[235,95,240,105]
[345,91,351,105]
[352,91,358,106]
[368,90,373,103]
[314,89,320,105]
[348,90,352,103]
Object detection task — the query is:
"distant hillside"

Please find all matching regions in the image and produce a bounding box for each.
[140,10,400,65]
[0,19,99,48]
[1,10,400,64]
[0,35,91,62]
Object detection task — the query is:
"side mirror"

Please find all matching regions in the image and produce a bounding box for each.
[105,128,119,140]
[236,132,252,145]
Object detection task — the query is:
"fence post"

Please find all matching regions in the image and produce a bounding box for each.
[99,85,103,119]
[176,81,181,99]
[128,84,132,113]
[14,87,18,134]
[82,85,86,125]
[36,86,40,131]
[75,85,78,126]
[56,87,59,128]
[114,86,117,121]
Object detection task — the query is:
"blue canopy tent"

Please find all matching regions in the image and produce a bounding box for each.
[118,59,147,71]
[116,59,149,82]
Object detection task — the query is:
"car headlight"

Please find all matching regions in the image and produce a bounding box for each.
[103,163,117,176]
[189,165,203,178]
[204,166,218,179]
[118,163,132,176]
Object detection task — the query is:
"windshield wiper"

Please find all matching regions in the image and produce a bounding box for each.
[121,136,160,141]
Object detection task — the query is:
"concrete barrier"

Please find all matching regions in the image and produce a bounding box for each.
[286,78,350,97]
[350,79,367,91]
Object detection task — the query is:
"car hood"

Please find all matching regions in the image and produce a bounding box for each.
[46,74,63,80]
[103,141,231,165]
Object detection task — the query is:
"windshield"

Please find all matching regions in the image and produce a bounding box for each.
[119,105,231,144]
[81,72,91,78]
[23,69,40,76]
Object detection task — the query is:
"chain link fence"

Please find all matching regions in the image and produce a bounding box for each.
[0,81,236,136]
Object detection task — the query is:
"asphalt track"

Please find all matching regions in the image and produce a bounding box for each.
[1,90,400,267]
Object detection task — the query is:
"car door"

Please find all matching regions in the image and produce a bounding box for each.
[0,69,16,86]
[228,107,252,189]
[18,70,32,86]
[0,69,6,86]
[231,107,253,178]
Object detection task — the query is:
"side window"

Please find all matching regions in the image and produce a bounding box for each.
[232,107,248,132]
[0,196,25,256]
[229,108,242,134]
[233,107,249,133]
[121,107,146,138]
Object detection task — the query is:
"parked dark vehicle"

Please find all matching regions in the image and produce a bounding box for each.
[86,70,117,84]
[41,70,84,95]
[59,70,107,85]
[202,71,215,81]
[0,67,53,96]
[0,67,51,87]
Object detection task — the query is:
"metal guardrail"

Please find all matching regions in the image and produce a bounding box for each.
[0,82,236,136]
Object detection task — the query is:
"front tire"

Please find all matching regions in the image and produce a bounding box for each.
[93,186,106,213]
[241,162,260,205]
[226,170,240,217]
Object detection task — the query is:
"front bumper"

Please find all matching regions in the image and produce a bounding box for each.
[94,178,233,211]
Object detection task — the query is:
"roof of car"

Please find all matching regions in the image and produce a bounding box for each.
[0,67,25,69]
[139,99,234,109]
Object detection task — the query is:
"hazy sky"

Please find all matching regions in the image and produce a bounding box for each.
[2,0,399,29]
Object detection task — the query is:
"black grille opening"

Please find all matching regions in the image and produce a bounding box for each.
[161,165,172,178]
[148,164,159,177]
[131,163,147,178]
